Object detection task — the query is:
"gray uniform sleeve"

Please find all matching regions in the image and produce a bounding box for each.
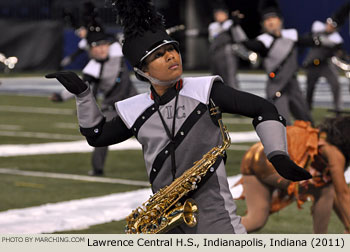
[75,86,104,128]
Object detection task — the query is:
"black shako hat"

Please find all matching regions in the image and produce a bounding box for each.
[212,1,229,14]
[81,1,99,27]
[122,26,176,67]
[107,0,178,67]
[86,26,113,47]
[327,1,350,28]
[81,2,112,47]
[259,0,282,20]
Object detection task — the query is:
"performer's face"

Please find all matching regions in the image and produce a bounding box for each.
[76,27,87,39]
[143,44,183,83]
[90,43,109,61]
[214,10,229,23]
[325,23,336,33]
[263,16,282,36]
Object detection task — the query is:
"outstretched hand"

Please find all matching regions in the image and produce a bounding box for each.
[45,71,87,95]
[231,10,244,24]
[269,154,312,182]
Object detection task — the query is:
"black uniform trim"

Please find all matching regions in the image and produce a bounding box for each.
[153,85,179,105]
[79,117,106,138]
[242,40,269,57]
[187,156,223,198]
[149,103,208,184]
[130,105,157,138]
[210,81,279,119]
[85,116,133,147]
[252,113,286,129]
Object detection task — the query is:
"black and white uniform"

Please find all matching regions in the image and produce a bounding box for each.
[208,20,247,89]
[303,21,343,111]
[243,29,313,125]
[78,75,289,234]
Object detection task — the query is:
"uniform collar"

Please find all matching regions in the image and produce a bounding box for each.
[150,79,183,105]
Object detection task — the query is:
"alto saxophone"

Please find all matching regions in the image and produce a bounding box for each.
[125,104,231,234]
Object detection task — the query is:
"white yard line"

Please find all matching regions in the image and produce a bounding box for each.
[0,105,75,115]
[0,131,259,157]
[54,122,78,129]
[0,131,83,141]
[0,124,22,131]
[0,168,150,187]
[0,139,141,157]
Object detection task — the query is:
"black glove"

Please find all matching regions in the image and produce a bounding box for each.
[269,154,312,182]
[45,71,87,95]
[231,10,244,25]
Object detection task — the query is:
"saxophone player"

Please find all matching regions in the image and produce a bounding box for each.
[46,0,311,234]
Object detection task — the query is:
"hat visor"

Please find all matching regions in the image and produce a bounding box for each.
[140,40,179,63]
[262,12,281,20]
[90,40,112,47]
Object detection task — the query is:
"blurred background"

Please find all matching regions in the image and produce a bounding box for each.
[0,0,349,72]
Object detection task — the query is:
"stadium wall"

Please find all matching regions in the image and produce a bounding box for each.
[0,19,63,71]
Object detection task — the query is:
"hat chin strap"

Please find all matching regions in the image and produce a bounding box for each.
[134,67,181,86]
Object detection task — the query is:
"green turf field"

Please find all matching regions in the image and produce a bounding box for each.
[0,93,347,233]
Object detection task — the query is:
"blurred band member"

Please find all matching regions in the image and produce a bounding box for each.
[239,0,320,125]
[304,2,350,113]
[51,27,137,176]
[208,5,247,89]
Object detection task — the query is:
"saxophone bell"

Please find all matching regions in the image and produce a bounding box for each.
[157,198,198,234]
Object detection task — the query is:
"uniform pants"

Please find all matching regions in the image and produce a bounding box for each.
[211,44,239,89]
[91,108,117,173]
[306,63,341,111]
[268,76,313,125]
[91,146,108,173]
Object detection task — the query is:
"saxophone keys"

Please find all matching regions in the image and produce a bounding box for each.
[125,226,132,233]
[132,212,139,219]
[127,227,136,234]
